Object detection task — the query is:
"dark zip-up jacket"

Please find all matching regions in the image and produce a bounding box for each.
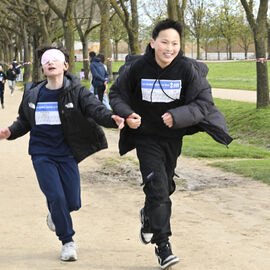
[8,72,117,163]
[90,57,109,88]
[109,45,233,155]
[6,68,17,81]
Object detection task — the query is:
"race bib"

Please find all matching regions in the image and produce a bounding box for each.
[35,102,61,125]
[141,79,181,103]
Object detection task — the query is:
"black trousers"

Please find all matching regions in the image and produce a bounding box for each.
[135,135,182,245]
[94,84,105,102]
[0,86,4,105]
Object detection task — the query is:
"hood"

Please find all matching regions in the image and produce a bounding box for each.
[63,72,81,90]
[91,56,101,63]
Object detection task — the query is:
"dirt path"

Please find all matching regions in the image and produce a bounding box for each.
[1,87,270,270]
[212,88,256,103]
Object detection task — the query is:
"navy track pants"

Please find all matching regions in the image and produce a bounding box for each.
[32,155,81,244]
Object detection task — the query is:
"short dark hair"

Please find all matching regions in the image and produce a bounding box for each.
[152,19,182,40]
[36,45,69,64]
[89,51,96,58]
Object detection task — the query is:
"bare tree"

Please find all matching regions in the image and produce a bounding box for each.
[75,0,100,79]
[240,0,269,108]
[111,15,128,60]
[187,0,206,60]
[110,0,140,54]
[44,0,76,73]
[219,1,240,60]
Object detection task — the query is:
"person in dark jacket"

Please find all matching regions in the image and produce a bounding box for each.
[0,65,6,109]
[6,64,17,95]
[0,45,124,262]
[90,54,109,102]
[109,19,232,269]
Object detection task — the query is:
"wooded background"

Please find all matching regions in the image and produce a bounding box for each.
[0,0,268,108]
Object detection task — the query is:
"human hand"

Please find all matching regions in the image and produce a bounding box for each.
[111,115,125,129]
[126,113,141,129]
[0,128,11,140]
[162,112,173,128]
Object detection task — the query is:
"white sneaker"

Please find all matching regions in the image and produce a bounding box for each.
[46,213,55,232]
[61,241,77,261]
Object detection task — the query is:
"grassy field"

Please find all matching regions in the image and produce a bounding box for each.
[206,61,270,91]
[111,60,270,91]
[182,98,270,184]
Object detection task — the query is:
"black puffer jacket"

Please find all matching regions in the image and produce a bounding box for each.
[109,46,232,155]
[8,72,117,163]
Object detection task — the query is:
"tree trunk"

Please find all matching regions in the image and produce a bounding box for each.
[81,37,89,80]
[115,41,119,61]
[22,25,31,82]
[267,23,270,60]
[240,0,269,108]
[32,33,43,83]
[167,0,177,20]
[254,33,269,108]
[64,6,75,74]
[99,0,112,75]
[196,38,200,60]
[228,39,232,60]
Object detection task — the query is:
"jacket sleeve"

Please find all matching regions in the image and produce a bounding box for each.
[168,64,214,129]
[78,86,118,128]
[109,69,135,118]
[8,88,31,140]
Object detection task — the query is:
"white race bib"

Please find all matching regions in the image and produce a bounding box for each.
[35,102,61,125]
[141,79,181,103]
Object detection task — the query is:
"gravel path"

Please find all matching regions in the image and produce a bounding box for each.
[212,88,256,103]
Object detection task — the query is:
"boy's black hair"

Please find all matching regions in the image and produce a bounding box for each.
[152,19,182,40]
[89,51,96,58]
[36,45,69,65]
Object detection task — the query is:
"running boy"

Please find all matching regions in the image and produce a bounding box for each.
[109,19,232,269]
[0,46,124,261]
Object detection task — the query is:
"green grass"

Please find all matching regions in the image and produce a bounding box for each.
[206,61,270,90]
[210,159,270,185]
[182,132,270,159]
[78,60,269,91]
[181,98,270,184]
[214,98,270,148]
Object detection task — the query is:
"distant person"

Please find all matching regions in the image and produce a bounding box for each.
[0,65,6,109]
[0,45,124,262]
[97,53,111,110]
[90,53,109,102]
[89,51,96,94]
[12,60,22,81]
[109,19,232,269]
[6,64,16,96]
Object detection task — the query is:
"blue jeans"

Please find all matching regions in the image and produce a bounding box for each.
[32,155,81,244]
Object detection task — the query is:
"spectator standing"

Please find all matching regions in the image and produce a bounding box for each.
[0,65,6,109]
[90,54,109,102]
[89,51,96,94]
[97,53,111,110]
[6,64,17,96]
